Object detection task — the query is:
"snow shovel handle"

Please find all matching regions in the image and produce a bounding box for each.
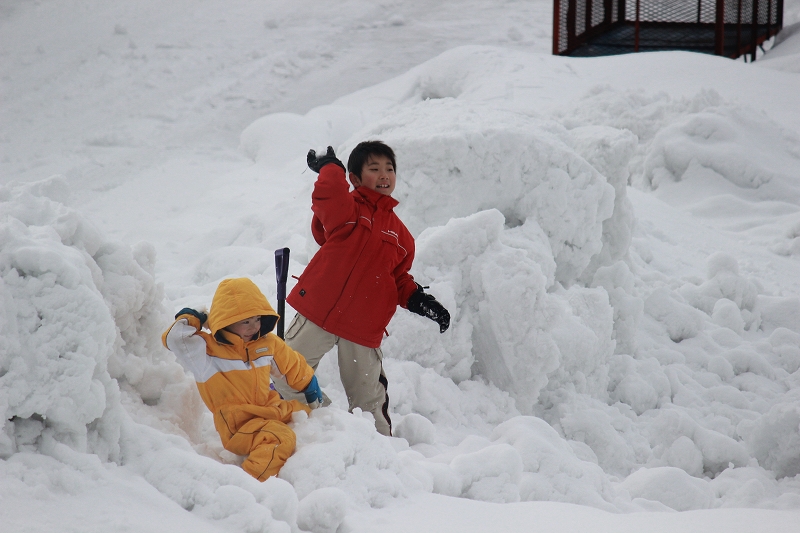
[274,247,290,339]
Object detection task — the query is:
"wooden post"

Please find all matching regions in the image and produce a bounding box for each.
[553,0,561,54]
[567,0,577,51]
[767,0,773,33]
[737,0,742,55]
[586,0,594,35]
[715,0,725,55]
[751,0,758,61]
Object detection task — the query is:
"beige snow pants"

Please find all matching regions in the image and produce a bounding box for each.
[272,314,392,436]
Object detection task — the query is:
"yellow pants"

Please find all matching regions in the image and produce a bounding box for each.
[215,400,310,481]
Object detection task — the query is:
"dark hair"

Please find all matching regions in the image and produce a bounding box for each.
[347,140,396,178]
[215,315,278,345]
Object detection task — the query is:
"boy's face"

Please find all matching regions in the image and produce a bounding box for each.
[225,316,261,341]
[349,154,395,196]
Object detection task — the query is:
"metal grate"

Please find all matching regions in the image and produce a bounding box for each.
[593,0,606,26]
[553,0,783,58]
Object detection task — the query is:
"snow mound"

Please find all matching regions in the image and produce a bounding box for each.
[746,389,800,479]
[0,177,304,532]
[759,22,800,73]
[560,86,800,207]
[240,105,368,168]
[296,486,349,533]
[280,407,418,506]
[354,97,630,285]
[644,105,800,197]
[233,49,800,512]
[1,177,127,460]
[621,466,715,511]
[383,209,615,412]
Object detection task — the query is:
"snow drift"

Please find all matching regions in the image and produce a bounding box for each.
[0,179,309,532]
[2,42,800,530]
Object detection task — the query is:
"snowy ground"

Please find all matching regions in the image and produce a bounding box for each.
[2,1,800,532]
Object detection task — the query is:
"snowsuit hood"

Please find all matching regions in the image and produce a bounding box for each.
[208,278,279,338]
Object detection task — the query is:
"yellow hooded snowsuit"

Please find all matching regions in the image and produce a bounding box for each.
[162,278,314,480]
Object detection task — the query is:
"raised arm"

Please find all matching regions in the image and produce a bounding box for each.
[162,309,212,379]
[307,147,355,234]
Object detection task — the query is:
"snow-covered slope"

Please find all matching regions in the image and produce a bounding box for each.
[2,1,800,532]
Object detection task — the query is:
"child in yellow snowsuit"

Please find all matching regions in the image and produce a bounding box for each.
[162,277,323,481]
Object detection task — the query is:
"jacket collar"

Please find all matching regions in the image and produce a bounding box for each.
[354,186,399,210]
[215,328,263,354]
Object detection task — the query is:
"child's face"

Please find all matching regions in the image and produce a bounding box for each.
[349,154,395,196]
[225,316,261,341]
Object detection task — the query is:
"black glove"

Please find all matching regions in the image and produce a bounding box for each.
[307,146,346,173]
[175,308,207,328]
[407,285,450,333]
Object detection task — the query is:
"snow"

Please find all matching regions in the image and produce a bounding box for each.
[761,22,800,72]
[2,0,800,532]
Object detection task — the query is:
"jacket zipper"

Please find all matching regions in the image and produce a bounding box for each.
[246,346,260,404]
[323,203,378,328]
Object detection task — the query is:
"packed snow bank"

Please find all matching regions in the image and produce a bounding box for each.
[356,98,635,286]
[385,209,617,414]
[760,22,800,73]
[558,87,800,198]
[0,178,308,532]
[349,492,800,533]
[242,62,641,413]
[558,84,800,258]
[235,45,800,512]
[1,177,129,460]
[4,43,800,526]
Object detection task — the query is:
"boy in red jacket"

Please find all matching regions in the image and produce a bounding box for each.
[274,141,450,436]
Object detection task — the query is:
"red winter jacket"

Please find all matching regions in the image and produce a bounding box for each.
[287,163,418,348]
